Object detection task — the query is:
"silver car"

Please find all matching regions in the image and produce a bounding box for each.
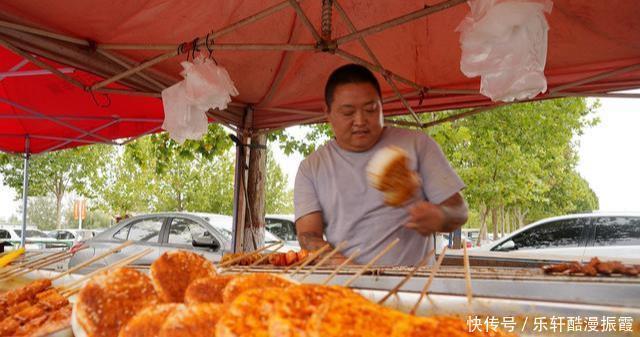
[68,212,288,273]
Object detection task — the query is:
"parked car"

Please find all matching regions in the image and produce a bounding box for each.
[0,226,65,250]
[474,213,640,261]
[47,229,97,247]
[68,212,296,273]
[265,214,299,246]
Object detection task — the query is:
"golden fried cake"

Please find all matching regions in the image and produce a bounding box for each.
[221,273,294,304]
[150,250,217,303]
[306,297,401,337]
[268,284,365,337]
[158,303,224,337]
[72,268,159,337]
[184,275,235,305]
[118,304,181,337]
[366,145,420,206]
[217,288,284,337]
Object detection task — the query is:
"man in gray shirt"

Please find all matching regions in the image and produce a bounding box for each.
[294,64,468,266]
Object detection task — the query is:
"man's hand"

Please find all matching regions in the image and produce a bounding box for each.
[404,192,468,236]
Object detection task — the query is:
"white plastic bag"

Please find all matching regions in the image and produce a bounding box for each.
[457,0,553,102]
[161,55,239,143]
[182,55,239,111]
[161,81,208,144]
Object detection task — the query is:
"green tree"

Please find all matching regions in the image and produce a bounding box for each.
[0,145,114,229]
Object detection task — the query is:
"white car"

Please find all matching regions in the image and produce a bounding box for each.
[474,213,640,262]
[265,214,300,247]
[48,229,97,247]
[68,212,298,273]
[0,226,64,250]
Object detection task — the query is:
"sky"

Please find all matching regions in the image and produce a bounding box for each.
[1,93,639,222]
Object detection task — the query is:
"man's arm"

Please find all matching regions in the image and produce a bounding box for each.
[405,192,468,235]
[296,212,347,263]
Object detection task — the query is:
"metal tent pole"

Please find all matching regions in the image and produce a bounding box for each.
[20,136,30,248]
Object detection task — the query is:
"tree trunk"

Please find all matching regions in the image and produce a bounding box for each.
[491,208,498,242]
[243,134,267,251]
[476,205,490,247]
[54,178,65,229]
[500,205,505,239]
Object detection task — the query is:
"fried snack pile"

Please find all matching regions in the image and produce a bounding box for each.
[68,249,517,337]
[542,257,639,277]
[0,280,72,337]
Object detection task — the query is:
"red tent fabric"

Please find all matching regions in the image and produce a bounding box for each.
[0,0,639,153]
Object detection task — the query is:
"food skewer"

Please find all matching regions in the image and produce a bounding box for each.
[217,241,282,268]
[0,251,74,281]
[378,248,435,304]
[410,246,447,315]
[0,249,68,277]
[50,240,134,281]
[299,241,348,281]
[236,242,285,275]
[322,248,361,285]
[289,243,332,276]
[463,244,473,305]
[343,238,400,287]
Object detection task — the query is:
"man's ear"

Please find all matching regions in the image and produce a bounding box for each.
[323,103,330,117]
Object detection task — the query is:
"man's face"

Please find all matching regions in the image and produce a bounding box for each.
[326,82,384,152]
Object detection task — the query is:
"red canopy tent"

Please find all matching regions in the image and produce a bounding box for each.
[0,0,639,249]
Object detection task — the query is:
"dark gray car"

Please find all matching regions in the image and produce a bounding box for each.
[68,212,287,273]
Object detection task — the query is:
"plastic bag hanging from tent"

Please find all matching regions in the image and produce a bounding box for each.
[161,55,238,143]
[457,0,553,102]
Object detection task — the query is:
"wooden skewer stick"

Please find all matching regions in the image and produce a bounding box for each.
[0,250,68,277]
[289,244,332,276]
[343,238,400,287]
[410,246,447,315]
[322,248,361,285]
[299,241,348,281]
[51,241,134,281]
[0,252,73,281]
[378,248,435,304]
[60,248,153,296]
[463,244,473,305]
[218,241,282,268]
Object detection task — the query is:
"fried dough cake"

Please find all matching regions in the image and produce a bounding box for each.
[118,304,181,337]
[366,146,420,206]
[72,267,158,337]
[217,287,284,337]
[306,297,402,337]
[184,275,235,305]
[221,273,294,304]
[150,250,216,303]
[268,284,365,337]
[158,303,224,337]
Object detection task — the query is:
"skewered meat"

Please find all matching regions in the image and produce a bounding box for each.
[269,249,311,267]
[158,303,224,337]
[367,146,420,206]
[216,287,285,337]
[543,257,639,277]
[222,273,294,304]
[268,284,366,337]
[119,304,182,337]
[72,267,159,337]
[0,279,52,308]
[150,250,217,303]
[184,275,235,305]
[0,317,20,336]
[221,252,264,266]
[14,305,72,337]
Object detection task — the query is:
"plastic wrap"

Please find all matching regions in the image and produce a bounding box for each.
[458,0,553,102]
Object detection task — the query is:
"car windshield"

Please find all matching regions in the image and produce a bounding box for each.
[202,214,283,244]
[15,229,49,238]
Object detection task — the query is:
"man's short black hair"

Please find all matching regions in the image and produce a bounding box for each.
[324,64,382,108]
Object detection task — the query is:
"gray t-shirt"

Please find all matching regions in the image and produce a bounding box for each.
[294,127,465,266]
